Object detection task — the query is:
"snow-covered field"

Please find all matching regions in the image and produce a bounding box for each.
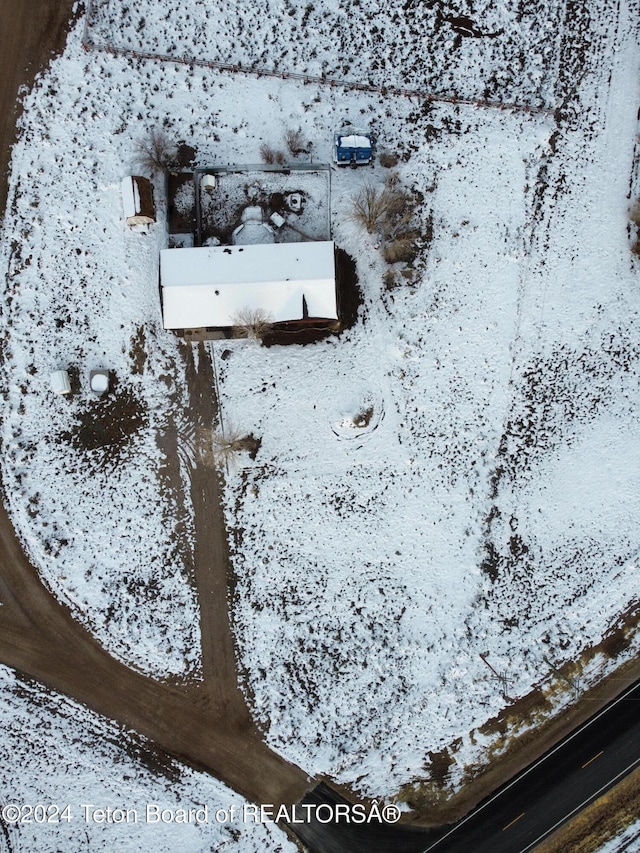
[87,0,562,107]
[212,0,640,799]
[0,33,201,677]
[0,0,638,819]
[0,665,296,852]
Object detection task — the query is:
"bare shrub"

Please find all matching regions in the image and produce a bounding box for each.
[383,233,420,264]
[383,269,398,291]
[231,307,274,341]
[134,128,177,173]
[259,143,276,163]
[379,150,400,168]
[353,406,374,428]
[200,425,261,469]
[351,183,411,235]
[351,184,391,233]
[260,144,286,165]
[285,128,309,156]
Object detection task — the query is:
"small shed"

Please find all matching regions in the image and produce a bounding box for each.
[333,131,372,165]
[122,176,155,226]
[200,174,217,191]
[50,370,71,395]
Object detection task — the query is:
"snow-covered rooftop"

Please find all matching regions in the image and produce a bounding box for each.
[121,175,140,219]
[336,134,371,150]
[160,241,337,328]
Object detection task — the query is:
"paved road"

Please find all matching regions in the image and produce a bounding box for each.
[290,682,640,853]
[423,681,640,853]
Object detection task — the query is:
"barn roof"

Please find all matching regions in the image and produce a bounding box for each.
[161,241,337,329]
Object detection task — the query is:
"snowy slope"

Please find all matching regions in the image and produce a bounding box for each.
[212,0,640,798]
[0,26,201,677]
[597,819,640,853]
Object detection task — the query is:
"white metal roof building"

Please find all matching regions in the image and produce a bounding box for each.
[160,241,337,330]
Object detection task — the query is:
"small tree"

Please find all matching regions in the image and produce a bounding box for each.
[134,128,178,174]
[231,307,274,341]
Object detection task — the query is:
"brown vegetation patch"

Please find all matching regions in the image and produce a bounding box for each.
[479,686,552,739]
[130,326,147,375]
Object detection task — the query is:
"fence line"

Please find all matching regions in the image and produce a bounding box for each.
[82,4,555,117]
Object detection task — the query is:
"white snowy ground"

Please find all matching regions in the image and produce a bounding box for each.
[0,0,639,813]
[0,31,201,677]
[87,0,563,108]
[598,819,640,853]
[0,665,296,853]
[212,0,640,799]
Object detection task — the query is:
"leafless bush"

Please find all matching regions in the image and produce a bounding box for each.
[379,150,400,168]
[383,269,398,291]
[383,233,420,264]
[212,431,244,468]
[285,128,309,157]
[133,128,177,173]
[231,308,274,341]
[351,183,411,235]
[260,143,287,166]
[198,425,260,469]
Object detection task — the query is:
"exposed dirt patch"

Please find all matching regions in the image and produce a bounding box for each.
[168,172,195,235]
[335,245,362,330]
[130,326,148,375]
[59,385,148,470]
